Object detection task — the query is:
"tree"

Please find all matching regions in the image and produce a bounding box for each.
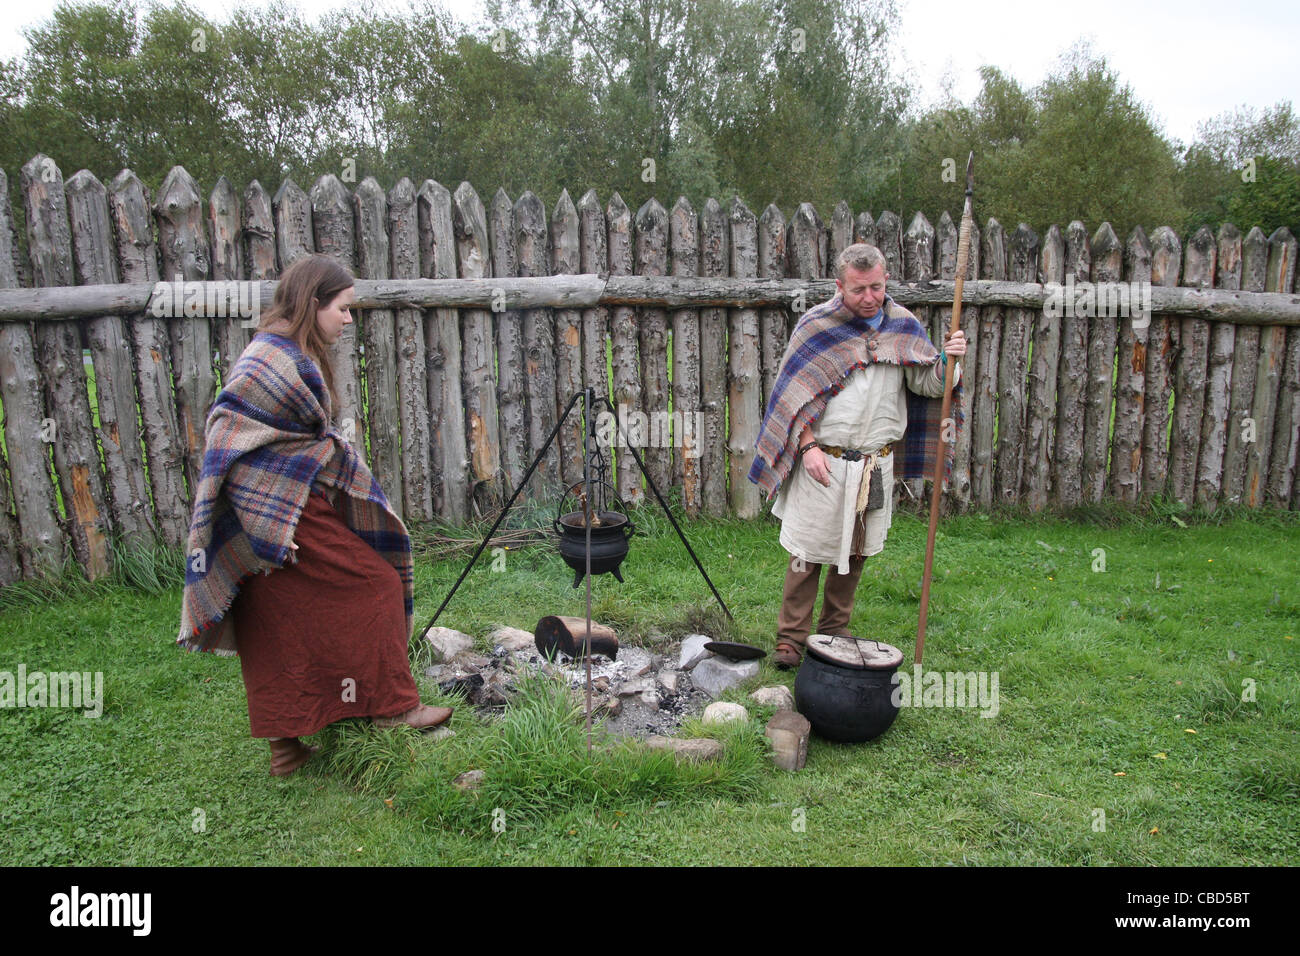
[879,49,1187,239]
[1182,102,1300,235]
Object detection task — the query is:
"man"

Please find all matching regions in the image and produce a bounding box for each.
[748,243,966,669]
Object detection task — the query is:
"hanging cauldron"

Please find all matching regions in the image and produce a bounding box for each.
[794,635,904,742]
[553,481,635,588]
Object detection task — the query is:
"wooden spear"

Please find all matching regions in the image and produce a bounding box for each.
[915,152,974,667]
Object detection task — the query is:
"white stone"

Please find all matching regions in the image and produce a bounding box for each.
[645,736,723,762]
[702,701,749,725]
[620,646,653,677]
[615,677,654,697]
[749,685,796,710]
[691,657,760,698]
[490,626,535,652]
[658,669,680,696]
[453,769,484,790]
[425,626,475,662]
[640,689,660,712]
[678,634,713,671]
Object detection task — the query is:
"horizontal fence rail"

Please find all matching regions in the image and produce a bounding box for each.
[1,277,1299,323]
[0,153,1297,588]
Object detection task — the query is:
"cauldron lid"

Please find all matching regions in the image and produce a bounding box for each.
[806,635,903,670]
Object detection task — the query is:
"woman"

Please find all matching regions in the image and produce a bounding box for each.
[178,254,451,777]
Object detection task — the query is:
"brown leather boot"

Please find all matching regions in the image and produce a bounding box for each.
[373,704,453,731]
[268,737,318,777]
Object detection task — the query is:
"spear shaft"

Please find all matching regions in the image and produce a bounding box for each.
[915,152,974,666]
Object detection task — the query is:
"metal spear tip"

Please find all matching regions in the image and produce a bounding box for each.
[965,152,974,195]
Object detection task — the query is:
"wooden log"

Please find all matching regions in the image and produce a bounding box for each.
[1024,224,1062,512]
[1141,226,1182,501]
[515,190,561,499]
[1110,226,1152,503]
[0,202,27,580]
[757,203,787,416]
[1222,226,1267,505]
[699,197,729,518]
[355,176,401,517]
[576,189,609,402]
[787,203,825,284]
[0,168,64,574]
[8,275,1300,323]
[607,192,641,504]
[996,220,1033,506]
[309,174,364,458]
[389,177,433,521]
[242,180,276,282]
[1083,221,1121,505]
[1168,225,1214,504]
[534,615,619,660]
[23,154,111,578]
[1053,221,1090,509]
[0,440,20,585]
[489,188,527,493]
[417,179,469,523]
[272,177,313,270]
[875,211,903,280]
[902,211,936,504]
[1195,224,1241,508]
[670,195,701,514]
[940,210,978,510]
[109,169,188,547]
[1263,228,1298,507]
[208,175,245,382]
[854,210,876,247]
[1243,230,1289,507]
[551,189,585,490]
[830,200,853,269]
[454,182,503,514]
[728,197,762,519]
[156,165,215,498]
[635,198,670,494]
[67,169,152,542]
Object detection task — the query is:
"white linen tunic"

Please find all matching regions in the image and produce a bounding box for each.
[772,359,957,572]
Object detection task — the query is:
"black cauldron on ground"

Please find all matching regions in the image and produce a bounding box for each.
[553,481,635,588]
[794,635,903,742]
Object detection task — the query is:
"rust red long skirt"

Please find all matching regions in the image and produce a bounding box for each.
[232,489,420,738]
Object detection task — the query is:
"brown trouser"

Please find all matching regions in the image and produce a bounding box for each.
[777,554,867,647]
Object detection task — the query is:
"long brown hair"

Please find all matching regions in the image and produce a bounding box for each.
[256,254,354,414]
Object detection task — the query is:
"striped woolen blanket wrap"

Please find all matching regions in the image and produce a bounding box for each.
[177,333,412,656]
[748,293,964,500]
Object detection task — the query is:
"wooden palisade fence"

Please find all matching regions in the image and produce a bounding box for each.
[0,155,1298,586]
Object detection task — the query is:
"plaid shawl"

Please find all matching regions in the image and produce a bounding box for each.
[748,293,964,500]
[177,333,412,656]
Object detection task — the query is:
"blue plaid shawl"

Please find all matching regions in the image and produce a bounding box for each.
[748,294,964,500]
[178,333,412,656]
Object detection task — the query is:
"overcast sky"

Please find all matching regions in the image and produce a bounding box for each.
[3,0,1296,148]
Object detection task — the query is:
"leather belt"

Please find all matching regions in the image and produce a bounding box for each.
[817,442,892,462]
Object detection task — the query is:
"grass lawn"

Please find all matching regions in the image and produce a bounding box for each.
[0,500,1296,866]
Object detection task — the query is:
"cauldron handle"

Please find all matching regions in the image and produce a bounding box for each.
[623,520,636,538]
[552,517,564,535]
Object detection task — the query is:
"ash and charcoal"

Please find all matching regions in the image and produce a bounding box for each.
[421,631,759,739]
